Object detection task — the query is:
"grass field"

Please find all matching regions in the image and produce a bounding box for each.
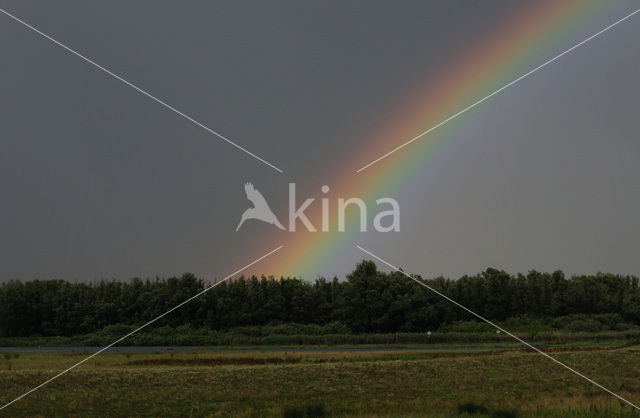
[1,345,639,417]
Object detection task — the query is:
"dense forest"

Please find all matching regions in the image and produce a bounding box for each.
[1,261,639,338]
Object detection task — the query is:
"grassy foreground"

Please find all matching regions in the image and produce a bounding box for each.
[1,346,639,417]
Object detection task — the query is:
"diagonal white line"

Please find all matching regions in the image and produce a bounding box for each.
[356,8,640,173]
[0,245,283,411]
[356,245,640,410]
[0,7,283,173]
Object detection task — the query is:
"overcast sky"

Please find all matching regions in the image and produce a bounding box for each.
[1,1,639,282]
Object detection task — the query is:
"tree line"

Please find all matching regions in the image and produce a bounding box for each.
[1,261,639,337]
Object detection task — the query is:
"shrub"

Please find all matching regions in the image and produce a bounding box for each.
[457,402,488,414]
[567,319,602,332]
[282,405,304,418]
[491,409,518,418]
[305,402,326,417]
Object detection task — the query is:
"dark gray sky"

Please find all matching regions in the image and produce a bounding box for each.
[1,1,639,282]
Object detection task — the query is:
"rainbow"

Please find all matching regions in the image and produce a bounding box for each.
[244,0,609,279]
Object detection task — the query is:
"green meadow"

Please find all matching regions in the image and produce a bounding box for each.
[2,344,639,417]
